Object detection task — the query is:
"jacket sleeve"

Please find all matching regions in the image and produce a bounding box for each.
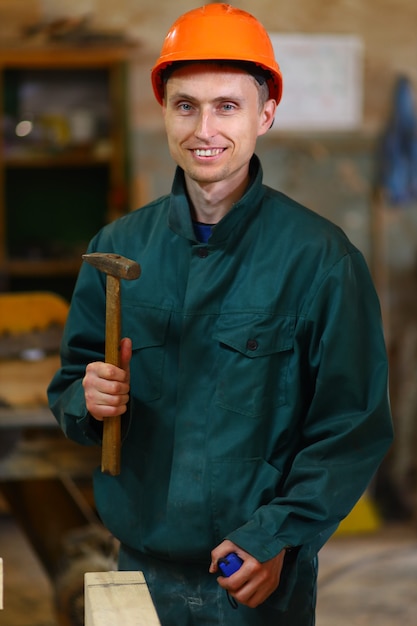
[227,249,393,562]
[47,248,108,446]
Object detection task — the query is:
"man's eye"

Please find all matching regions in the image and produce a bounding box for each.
[221,103,236,112]
[179,102,193,111]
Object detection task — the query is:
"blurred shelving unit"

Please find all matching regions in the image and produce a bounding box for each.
[0,46,133,299]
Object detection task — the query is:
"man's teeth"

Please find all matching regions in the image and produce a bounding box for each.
[194,148,223,157]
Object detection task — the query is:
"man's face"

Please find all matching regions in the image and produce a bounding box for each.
[162,64,276,190]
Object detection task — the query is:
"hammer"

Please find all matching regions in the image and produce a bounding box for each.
[82,252,141,476]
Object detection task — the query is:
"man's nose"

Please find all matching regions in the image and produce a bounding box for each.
[194,110,216,139]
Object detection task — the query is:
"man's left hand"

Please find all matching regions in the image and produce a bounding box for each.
[209,539,286,608]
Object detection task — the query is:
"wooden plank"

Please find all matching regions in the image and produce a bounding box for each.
[0,46,136,69]
[0,355,60,408]
[85,571,161,626]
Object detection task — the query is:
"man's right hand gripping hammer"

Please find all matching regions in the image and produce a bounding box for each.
[82,252,141,476]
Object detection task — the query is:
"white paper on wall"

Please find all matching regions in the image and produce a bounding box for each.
[270,34,364,131]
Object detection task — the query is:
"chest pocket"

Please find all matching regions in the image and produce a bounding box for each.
[213,314,295,417]
[123,304,171,403]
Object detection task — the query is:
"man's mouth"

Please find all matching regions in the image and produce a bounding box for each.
[193,148,224,157]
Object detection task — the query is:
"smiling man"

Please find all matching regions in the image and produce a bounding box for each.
[48,5,393,626]
[162,64,275,217]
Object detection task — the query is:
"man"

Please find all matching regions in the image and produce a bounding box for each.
[48,5,393,625]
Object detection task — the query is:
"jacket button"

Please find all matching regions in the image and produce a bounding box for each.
[197,248,209,258]
[247,339,258,351]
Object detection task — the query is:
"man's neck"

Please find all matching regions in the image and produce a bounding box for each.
[185,173,249,224]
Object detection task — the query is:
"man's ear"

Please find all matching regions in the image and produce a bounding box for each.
[258,99,277,136]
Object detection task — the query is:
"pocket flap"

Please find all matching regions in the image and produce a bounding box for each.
[213,314,295,358]
[122,304,170,350]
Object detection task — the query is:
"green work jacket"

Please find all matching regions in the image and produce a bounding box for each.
[48,155,392,601]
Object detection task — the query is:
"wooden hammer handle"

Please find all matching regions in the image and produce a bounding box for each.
[103,275,122,475]
[82,252,140,475]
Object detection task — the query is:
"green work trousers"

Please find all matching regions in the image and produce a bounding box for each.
[118,544,317,626]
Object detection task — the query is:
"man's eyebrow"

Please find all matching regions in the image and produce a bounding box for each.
[167,91,197,103]
[167,92,244,105]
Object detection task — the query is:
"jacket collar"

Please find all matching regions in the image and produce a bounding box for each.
[168,154,265,244]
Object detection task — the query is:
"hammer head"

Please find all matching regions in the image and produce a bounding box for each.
[82,252,141,281]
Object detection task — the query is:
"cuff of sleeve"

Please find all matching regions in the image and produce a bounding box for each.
[226,520,291,563]
[80,408,131,444]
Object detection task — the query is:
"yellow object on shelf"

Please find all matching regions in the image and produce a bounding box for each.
[335,493,381,535]
[0,292,69,335]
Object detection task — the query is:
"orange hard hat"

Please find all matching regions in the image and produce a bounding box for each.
[151,3,282,105]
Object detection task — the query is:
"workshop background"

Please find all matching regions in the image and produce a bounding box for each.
[0,0,417,625]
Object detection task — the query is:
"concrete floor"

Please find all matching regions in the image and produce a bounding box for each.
[0,511,416,626]
[316,524,417,626]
